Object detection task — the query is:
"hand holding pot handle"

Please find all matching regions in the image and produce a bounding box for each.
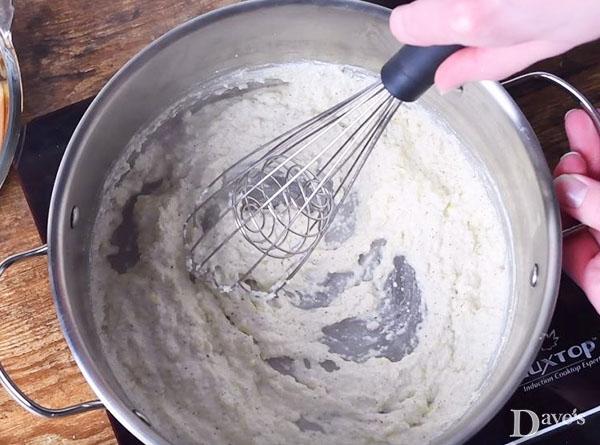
[554,110,600,313]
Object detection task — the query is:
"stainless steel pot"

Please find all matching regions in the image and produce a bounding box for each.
[1,0,599,443]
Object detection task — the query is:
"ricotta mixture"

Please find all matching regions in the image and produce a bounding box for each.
[90,62,511,445]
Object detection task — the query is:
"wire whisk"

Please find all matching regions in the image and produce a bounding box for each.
[184,44,462,291]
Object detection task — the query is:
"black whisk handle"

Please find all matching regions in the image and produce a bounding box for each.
[381,44,463,101]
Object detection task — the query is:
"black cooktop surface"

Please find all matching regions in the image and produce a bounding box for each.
[13,97,600,445]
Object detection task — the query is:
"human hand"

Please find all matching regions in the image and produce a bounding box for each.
[554,109,600,313]
[389,0,600,92]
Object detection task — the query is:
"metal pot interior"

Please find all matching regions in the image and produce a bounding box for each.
[48,0,560,443]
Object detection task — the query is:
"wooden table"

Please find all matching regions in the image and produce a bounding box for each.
[0,0,598,443]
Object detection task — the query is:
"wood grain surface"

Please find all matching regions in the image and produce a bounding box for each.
[13,0,236,122]
[0,0,598,443]
[0,172,114,444]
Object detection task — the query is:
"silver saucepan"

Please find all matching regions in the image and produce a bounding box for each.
[1,0,599,443]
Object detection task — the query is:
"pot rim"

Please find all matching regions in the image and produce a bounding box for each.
[47,0,561,444]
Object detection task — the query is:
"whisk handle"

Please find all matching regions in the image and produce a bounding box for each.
[381,44,463,101]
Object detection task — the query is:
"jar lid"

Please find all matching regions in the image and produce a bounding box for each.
[0,0,22,191]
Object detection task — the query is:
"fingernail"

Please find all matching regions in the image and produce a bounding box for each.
[565,109,578,121]
[555,175,588,208]
[559,152,583,162]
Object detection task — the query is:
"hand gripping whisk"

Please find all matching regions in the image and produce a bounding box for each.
[184,44,461,291]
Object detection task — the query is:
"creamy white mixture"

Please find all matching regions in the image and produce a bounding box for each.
[90,62,510,445]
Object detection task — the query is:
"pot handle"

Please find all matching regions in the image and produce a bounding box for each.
[501,71,600,238]
[0,245,104,417]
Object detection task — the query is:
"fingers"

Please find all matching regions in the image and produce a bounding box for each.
[555,174,600,231]
[389,0,470,46]
[389,0,510,47]
[389,0,573,48]
[557,109,600,312]
[554,153,587,228]
[563,232,600,313]
[554,152,588,177]
[564,109,600,178]
[434,41,568,92]
[389,0,600,91]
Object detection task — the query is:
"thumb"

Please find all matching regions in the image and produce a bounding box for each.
[555,174,600,231]
[434,41,569,93]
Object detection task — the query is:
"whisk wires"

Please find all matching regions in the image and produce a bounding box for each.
[184,82,401,291]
